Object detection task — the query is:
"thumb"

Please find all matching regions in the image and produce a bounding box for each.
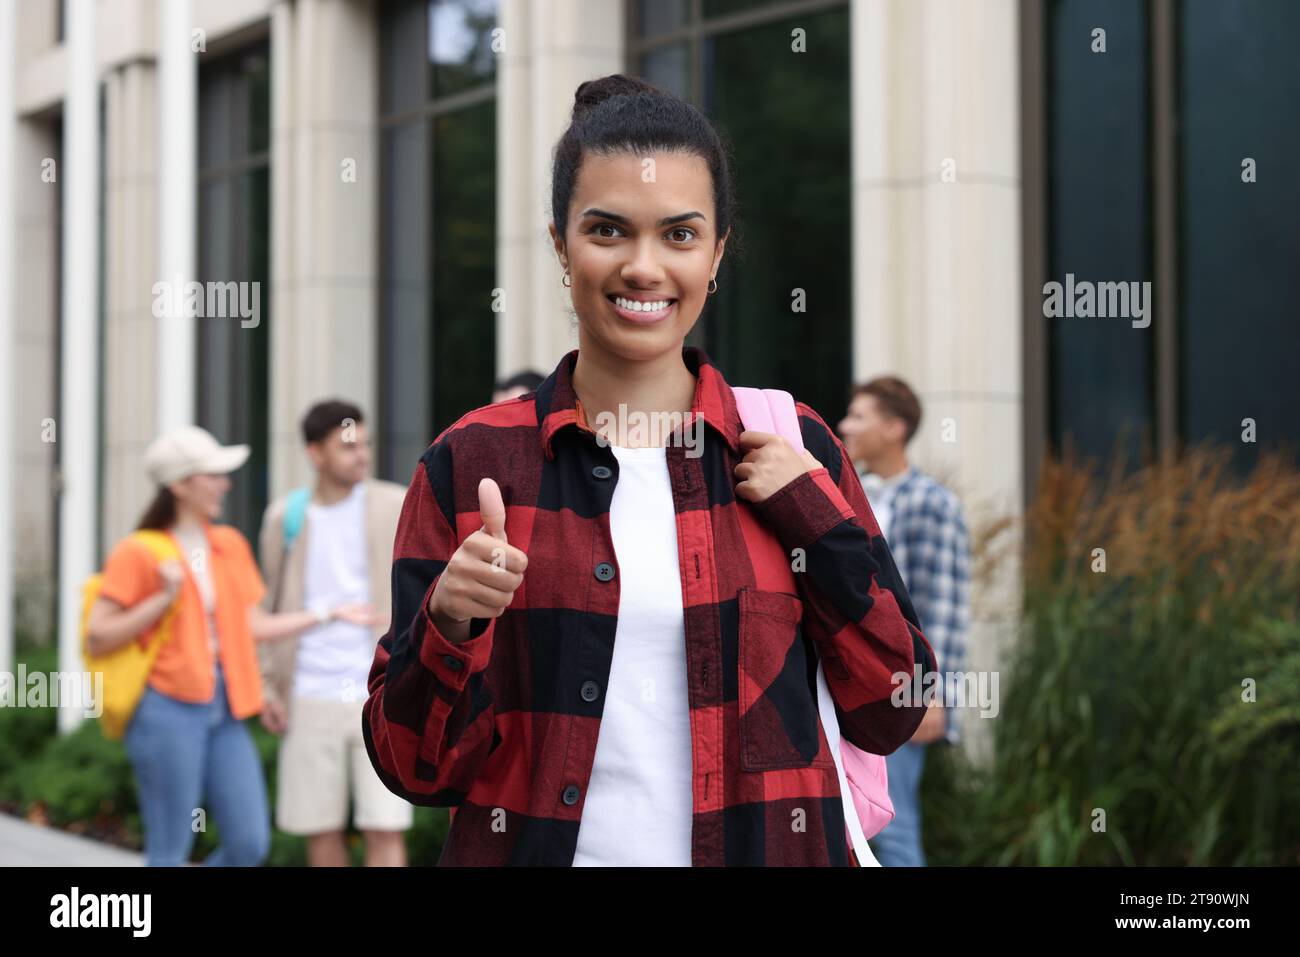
[477,477,508,542]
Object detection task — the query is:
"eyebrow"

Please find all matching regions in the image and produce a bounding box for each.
[580,208,707,227]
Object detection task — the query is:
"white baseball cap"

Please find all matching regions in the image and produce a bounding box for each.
[143,425,250,486]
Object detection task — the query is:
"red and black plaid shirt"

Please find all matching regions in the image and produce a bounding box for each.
[363,347,937,865]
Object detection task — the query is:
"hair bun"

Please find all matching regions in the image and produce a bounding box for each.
[572,73,660,122]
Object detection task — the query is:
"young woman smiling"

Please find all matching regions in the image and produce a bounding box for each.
[363,74,937,866]
[87,425,376,866]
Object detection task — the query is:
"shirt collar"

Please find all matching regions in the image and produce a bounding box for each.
[880,465,915,489]
[860,465,915,494]
[537,346,743,460]
[167,517,228,554]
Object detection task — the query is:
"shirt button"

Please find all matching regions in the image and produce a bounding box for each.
[442,655,464,671]
[594,562,615,582]
[562,785,581,805]
[580,680,600,702]
[592,465,612,480]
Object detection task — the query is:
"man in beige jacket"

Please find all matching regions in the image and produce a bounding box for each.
[259,400,411,866]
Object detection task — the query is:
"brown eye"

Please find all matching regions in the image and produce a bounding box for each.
[593,223,623,238]
[668,227,696,243]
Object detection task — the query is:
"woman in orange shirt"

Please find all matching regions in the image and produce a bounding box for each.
[86,426,376,866]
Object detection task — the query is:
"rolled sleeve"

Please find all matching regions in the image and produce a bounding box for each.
[752,467,856,552]
[414,576,495,691]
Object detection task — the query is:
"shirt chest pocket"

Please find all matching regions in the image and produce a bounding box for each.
[737,587,837,772]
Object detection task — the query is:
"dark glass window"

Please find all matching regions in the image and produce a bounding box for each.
[379,0,430,118]
[633,1,852,426]
[1046,0,1154,467]
[379,0,498,480]
[702,0,782,19]
[1179,0,1300,467]
[636,0,688,37]
[382,0,499,112]
[379,121,433,476]
[641,41,689,99]
[96,85,106,561]
[197,45,272,551]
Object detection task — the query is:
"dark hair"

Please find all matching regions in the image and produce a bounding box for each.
[550,74,741,256]
[854,376,923,445]
[301,399,365,445]
[495,370,545,394]
[137,485,178,531]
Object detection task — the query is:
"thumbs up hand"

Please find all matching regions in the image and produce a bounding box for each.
[428,478,528,644]
[476,475,509,543]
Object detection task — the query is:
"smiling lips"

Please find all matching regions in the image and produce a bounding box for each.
[607,293,677,324]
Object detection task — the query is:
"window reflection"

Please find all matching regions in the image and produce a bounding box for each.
[196,46,272,550]
[379,0,498,479]
[429,0,499,92]
[637,0,688,37]
[642,42,689,100]
[635,4,852,426]
[1179,0,1300,469]
[1046,0,1153,469]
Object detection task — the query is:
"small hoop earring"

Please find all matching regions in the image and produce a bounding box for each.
[561,270,572,288]
[707,277,718,294]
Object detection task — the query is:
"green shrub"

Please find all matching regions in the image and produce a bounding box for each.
[406,805,452,865]
[0,643,58,807]
[4,641,450,864]
[0,703,57,804]
[17,719,143,847]
[922,444,1300,865]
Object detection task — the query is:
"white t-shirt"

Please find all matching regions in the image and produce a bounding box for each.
[572,445,694,867]
[172,521,219,659]
[293,483,374,702]
[859,467,911,543]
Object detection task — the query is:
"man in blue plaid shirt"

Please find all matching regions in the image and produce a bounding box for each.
[837,376,972,867]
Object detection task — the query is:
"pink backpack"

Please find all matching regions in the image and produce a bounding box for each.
[733,386,895,855]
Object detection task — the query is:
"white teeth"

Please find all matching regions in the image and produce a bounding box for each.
[614,296,671,312]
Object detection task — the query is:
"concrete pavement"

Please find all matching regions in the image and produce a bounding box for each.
[0,813,143,866]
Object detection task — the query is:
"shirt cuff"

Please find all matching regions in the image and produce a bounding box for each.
[751,467,856,551]
[415,577,494,691]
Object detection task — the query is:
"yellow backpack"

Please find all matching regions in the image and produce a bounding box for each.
[80,529,183,740]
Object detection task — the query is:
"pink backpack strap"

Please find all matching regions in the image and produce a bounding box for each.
[732,387,805,455]
[733,384,894,852]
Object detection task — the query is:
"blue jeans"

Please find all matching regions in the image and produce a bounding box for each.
[869,741,928,867]
[125,664,270,866]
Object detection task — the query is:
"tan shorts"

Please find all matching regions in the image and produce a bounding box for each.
[275,694,414,835]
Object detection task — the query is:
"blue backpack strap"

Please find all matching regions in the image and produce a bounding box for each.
[282,487,312,551]
[268,487,311,614]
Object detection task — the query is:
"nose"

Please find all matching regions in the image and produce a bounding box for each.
[620,235,666,288]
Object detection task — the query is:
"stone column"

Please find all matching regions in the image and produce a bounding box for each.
[850,0,1023,761]
[9,21,62,657]
[101,61,161,551]
[0,0,16,676]
[268,0,379,494]
[56,0,101,733]
[496,0,624,379]
[156,0,197,432]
